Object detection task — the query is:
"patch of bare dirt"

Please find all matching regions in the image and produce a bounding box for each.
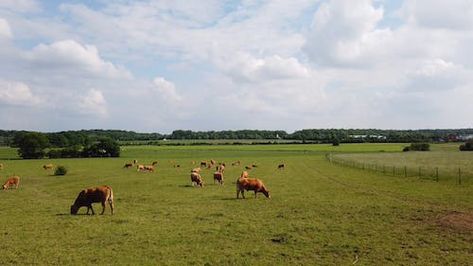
[437,211,473,231]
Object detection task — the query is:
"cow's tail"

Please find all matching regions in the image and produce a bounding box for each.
[108,186,114,203]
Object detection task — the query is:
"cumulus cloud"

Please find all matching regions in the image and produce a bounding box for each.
[214,52,309,82]
[77,89,107,117]
[0,79,42,106]
[402,0,473,30]
[0,18,12,39]
[26,40,132,79]
[304,0,384,66]
[153,77,182,103]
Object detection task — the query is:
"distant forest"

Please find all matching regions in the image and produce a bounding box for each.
[1,128,473,147]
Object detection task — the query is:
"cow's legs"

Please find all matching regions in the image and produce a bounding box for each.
[109,199,114,215]
[89,205,95,215]
[101,202,106,215]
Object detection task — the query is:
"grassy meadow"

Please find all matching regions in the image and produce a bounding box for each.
[0,143,472,265]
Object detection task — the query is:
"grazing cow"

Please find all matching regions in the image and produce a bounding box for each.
[200,161,207,167]
[232,160,241,166]
[245,165,253,170]
[278,163,285,170]
[190,172,204,187]
[123,163,133,168]
[236,177,270,199]
[70,185,114,215]
[137,164,145,171]
[43,164,54,170]
[143,165,155,172]
[213,171,224,185]
[2,176,20,190]
[152,161,158,166]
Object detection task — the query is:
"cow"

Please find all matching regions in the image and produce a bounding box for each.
[70,185,114,215]
[252,164,258,168]
[143,165,155,172]
[210,159,216,166]
[200,161,207,167]
[278,163,285,170]
[213,171,224,185]
[190,172,204,187]
[43,164,54,170]
[2,176,20,190]
[236,177,270,199]
[137,164,145,171]
[123,163,133,168]
[245,165,253,170]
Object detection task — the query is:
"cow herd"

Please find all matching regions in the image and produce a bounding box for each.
[1,159,285,215]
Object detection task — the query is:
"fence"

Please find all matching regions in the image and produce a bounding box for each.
[325,153,470,185]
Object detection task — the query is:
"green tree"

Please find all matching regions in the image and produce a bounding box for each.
[82,138,120,157]
[14,132,50,159]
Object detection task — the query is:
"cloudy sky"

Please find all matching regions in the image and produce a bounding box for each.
[0,0,472,133]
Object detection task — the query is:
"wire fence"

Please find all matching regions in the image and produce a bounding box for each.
[325,153,471,185]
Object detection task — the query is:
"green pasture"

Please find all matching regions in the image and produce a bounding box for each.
[0,143,472,265]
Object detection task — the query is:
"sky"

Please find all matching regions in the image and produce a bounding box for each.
[0,0,472,133]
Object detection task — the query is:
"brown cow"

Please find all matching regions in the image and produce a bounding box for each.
[43,164,54,170]
[213,171,224,185]
[123,163,133,168]
[200,161,207,167]
[190,172,204,187]
[137,164,145,171]
[70,185,114,215]
[278,163,285,170]
[2,176,20,190]
[143,165,155,172]
[216,164,225,173]
[236,177,270,199]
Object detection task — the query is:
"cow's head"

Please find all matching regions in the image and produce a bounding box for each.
[263,190,270,198]
[70,204,79,215]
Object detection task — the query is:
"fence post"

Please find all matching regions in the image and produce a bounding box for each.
[435,167,439,182]
[404,166,407,177]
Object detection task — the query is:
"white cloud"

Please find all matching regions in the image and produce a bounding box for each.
[0,0,40,13]
[26,40,132,79]
[153,77,182,103]
[304,0,384,66]
[0,79,42,106]
[0,18,12,39]
[78,89,107,117]
[214,52,309,82]
[402,0,473,30]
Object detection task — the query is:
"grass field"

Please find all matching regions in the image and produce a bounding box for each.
[0,144,472,265]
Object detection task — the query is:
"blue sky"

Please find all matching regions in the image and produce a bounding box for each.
[0,0,472,133]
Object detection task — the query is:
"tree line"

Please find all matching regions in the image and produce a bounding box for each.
[1,128,473,147]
